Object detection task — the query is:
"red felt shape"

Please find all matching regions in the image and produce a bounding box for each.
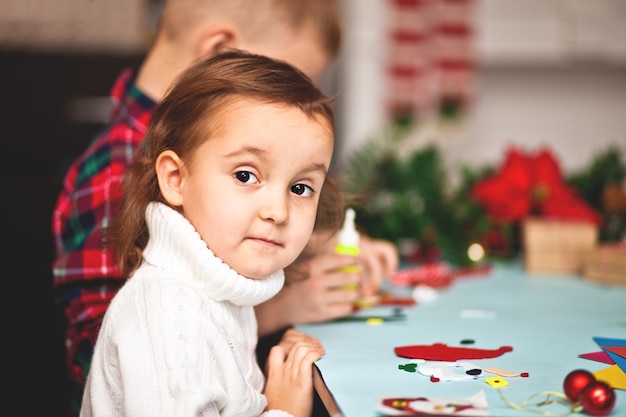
[605,346,626,358]
[579,351,615,365]
[394,342,513,361]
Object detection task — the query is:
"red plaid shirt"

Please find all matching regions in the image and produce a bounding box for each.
[53,68,155,286]
[51,69,155,412]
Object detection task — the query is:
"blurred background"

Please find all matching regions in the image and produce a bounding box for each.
[332,0,625,174]
[1,0,624,414]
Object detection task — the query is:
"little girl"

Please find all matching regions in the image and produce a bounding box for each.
[80,50,343,417]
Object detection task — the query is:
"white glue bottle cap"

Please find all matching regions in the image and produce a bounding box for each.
[337,207,359,247]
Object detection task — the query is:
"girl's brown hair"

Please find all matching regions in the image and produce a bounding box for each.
[109,50,344,277]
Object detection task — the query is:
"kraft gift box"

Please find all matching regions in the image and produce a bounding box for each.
[583,243,626,286]
[522,217,598,275]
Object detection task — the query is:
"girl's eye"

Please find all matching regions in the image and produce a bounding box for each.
[235,170,258,184]
[291,183,314,197]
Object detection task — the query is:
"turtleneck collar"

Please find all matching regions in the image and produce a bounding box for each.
[141,202,284,306]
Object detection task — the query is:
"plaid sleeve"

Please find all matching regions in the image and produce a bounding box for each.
[52,126,130,285]
[52,69,153,288]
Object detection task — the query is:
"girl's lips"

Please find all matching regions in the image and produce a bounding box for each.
[248,237,282,247]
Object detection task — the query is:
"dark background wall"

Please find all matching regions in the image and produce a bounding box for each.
[1,51,142,416]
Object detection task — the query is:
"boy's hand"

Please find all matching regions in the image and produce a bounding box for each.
[357,235,399,297]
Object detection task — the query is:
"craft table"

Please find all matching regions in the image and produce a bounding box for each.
[297,261,626,417]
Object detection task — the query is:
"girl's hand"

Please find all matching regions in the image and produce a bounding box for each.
[276,328,323,355]
[263,341,325,417]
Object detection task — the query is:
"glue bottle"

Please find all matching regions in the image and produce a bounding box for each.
[335,207,360,273]
[336,208,374,307]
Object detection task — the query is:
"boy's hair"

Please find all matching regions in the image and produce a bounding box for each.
[160,0,342,59]
[110,50,344,276]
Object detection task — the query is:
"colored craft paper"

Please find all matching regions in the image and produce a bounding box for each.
[375,390,488,416]
[594,364,626,391]
[579,351,615,365]
[605,346,626,358]
[593,337,626,374]
[417,361,484,382]
[484,367,520,377]
[395,343,513,361]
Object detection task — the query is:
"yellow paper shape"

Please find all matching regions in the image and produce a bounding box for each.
[594,364,626,391]
[485,376,508,387]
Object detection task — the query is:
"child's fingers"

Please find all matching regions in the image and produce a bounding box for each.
[280,328,309,345]
[284,341,325,373]
[266,344,288,373]
[278,328,323,354]
[264,343,318,417]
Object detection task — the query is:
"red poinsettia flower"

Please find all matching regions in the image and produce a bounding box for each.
[471,146,602,225]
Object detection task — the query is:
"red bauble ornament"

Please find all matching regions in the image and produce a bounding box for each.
[580,381,616,416]
[564,369,596,402]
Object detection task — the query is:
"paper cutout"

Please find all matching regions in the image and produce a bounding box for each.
[338,307,407,323]
[375,390,489,416]
[593,337,626,374]
[395,343,513,361]
[485,367,519,378]
[485,376,508,387]
[594,364,626,391]
[589,336,626,391]
[417,361,484,382]
[399,363,418,373]
[579,351,615,365]
[605,346,626,358]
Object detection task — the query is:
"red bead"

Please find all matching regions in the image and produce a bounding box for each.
[430,376,440,382]
[580,381,616,416]
[520,372,529,377]
[563,369,596,402]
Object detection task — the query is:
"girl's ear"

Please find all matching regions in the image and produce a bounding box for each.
[195,25,238,61]
[156,150,185,207]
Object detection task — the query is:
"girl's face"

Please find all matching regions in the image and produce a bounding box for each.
[161,99,334,279]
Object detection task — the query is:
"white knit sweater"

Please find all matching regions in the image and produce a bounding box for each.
[80,202,292,417]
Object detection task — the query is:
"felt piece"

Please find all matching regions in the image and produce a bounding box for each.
[593,337,626,374]
[579,351,615,365]
[417,361,484,382]
[485,376,508,387]
[394,343,513,361]
[399,363,418,373]
[485,367,519,377]
[375,390,489,416]
[594,364,626,391]
[378,294,417,306]
[605,346,626,358]
[390,263,453,288]
[338,306,407,323]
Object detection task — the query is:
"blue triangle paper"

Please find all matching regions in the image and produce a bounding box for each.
[594,337,626,375]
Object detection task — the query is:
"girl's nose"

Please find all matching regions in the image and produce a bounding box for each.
[259,192,288,224]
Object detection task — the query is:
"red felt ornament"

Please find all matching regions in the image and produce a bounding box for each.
[564,369,596,402]
[580,381,616,416]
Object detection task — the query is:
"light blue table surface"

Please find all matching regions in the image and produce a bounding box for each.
[297,261,626,417]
